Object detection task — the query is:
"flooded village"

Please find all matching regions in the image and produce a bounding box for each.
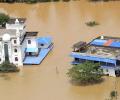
[0,0,120,100]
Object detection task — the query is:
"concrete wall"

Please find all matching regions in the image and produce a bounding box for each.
[103,68,116,77]
[26,37,38,51]
[21,38,26,61]
[0,41,4,64]
[6,23,25,30]
[11,46,23,66]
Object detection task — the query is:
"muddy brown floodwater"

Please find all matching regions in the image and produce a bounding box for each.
[0,0,120,100]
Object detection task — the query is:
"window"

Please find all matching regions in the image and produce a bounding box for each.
[28,40,31,44]
[14,40,17,44]
[40,44,44,46]
[14,48,17,53]
[106,69,108,72]
[15,57,18,61]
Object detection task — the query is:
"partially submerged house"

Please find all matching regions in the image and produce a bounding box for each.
[0,18,53,67]
[71,36,120,77]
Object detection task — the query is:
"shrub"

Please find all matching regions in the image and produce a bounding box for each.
[86,21,99,27]
[110,90,118,99]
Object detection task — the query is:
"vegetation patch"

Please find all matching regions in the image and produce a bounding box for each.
[67,61,103,85]
[86,21,99,27]
[106,90,118,100]
[26,0,38,3]
[0,61,19,73]
[0,13,10,28]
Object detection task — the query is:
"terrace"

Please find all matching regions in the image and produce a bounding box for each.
[73,42,120,59]
[72,36,120,60]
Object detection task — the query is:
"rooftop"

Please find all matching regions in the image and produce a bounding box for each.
[7,18,26,24]
[73,36,120,60]
[26,32,38,37]
[0,29,17,37]
[73,41,87,49]
[90,36,120,48]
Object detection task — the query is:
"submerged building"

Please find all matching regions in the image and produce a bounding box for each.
[0,18,53,67]
[71,36,120,77]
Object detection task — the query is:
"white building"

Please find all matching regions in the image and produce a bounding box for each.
[0,18,39,67]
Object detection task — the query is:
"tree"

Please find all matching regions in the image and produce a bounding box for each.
[0,13,10,27]
[106,90,118,100]
[110,90,118,100]
[67,61,103,85]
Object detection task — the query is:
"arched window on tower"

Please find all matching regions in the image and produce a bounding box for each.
[15,57,18,61]
[14,48,17,53]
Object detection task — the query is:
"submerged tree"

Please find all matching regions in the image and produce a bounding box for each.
[0,61,19,73]
[86,21,99,27]
[67,61,103,85]
[106,90,118,100]
[110,90,118,100]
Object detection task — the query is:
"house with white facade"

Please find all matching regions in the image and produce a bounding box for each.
[0,18,53,67]
[71,36,120,77]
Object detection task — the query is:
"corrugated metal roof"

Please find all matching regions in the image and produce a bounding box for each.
[90,39,120,48]
[37,37,52,45]
[70,52,116,64]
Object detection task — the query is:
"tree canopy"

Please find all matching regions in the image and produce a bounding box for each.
[0,61,19,73]
[0,13,10,26]
[67,61,103,85]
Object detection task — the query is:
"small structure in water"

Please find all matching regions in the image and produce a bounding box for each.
[0,18,53,67]
[70,36,120,77]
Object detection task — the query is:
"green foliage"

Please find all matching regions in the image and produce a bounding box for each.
[0,13,10,26]
[6,0,15,3]
[110,90,117,99]
[26,0,38,3]
[67,61,103,85]
[0,61,19,73]
[86,21,99,27]
[106,90,118,100]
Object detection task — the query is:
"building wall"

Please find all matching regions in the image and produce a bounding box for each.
[6,23,25,30]
[26,37,38,50]
[21,38,26,61]
[0,41,4,64]
[6,38,23,66]
[103,68,116,77]
[11,46,23,66]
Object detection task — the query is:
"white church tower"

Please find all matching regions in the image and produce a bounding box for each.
[0,18,26,67]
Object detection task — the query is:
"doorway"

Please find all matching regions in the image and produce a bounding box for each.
[4,43,9,62]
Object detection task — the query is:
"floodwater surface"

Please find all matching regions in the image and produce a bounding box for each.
[0,0,120,100]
